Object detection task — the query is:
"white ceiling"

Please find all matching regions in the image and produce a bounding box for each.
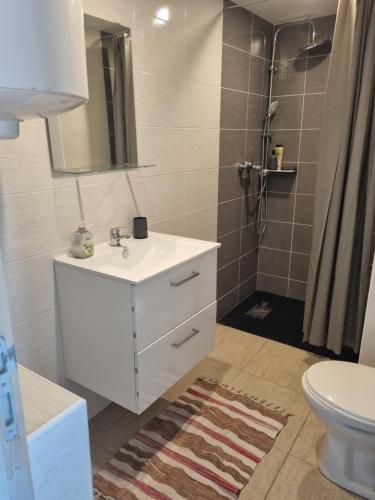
[231,0,338,24]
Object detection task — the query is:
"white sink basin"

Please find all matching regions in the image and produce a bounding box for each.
[54,231,220,284]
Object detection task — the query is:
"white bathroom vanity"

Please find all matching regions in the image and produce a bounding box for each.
[54,232,219,414]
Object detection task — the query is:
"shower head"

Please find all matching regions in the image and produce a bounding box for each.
[300,37,332,52]
[268,100,279,118]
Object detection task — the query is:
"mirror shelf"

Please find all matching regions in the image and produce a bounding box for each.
[53,163,155,176]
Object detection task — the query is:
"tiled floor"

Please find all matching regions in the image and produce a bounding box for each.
[90,324,361,499]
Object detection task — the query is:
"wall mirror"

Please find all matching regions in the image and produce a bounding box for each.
[47,15,145,175]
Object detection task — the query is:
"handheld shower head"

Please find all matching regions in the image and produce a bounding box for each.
[268,100,279,118]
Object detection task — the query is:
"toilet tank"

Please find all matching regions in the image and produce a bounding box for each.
[0,0,88,138]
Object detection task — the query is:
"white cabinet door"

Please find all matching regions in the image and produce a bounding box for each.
[0,249,34,499]
[135,302,216,413]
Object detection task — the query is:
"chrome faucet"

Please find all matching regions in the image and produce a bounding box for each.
[109,226,131,247]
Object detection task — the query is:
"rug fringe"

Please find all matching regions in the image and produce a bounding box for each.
[93,488,114,500]
[197,377,294,417]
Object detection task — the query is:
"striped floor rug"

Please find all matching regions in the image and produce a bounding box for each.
[93,378,289,499]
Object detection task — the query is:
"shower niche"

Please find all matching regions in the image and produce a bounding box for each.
[47,15,148,175]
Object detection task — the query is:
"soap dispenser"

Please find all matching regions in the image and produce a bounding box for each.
[71,222,94,259]
[71,176,94,258]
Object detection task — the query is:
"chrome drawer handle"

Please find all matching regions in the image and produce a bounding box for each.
[170,271,200,287]
[172,328,200,348]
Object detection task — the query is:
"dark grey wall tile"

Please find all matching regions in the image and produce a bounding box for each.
[241,222,258,254]
[302,94,324,129]
[258,247,290,277]
[240,248,258,282]
[273,58,307,96]
[270,95,303,129]
[305,55,330,92]
[314,15,336,39]
[222,44,250,92]
[294,195,314,225]
[297,164,317,194]
[260,221,292,250]
[251,14,273,60]
[275,24,309,60]
[217,260,240,298]
[288,280,307,301]
[218,198,243,236]
[220,129,246,167]
[290,252,309,281]
[307,16,335,56]
[270,130,300,163]
[223,1,252,52]
[246,130,262,162]
[239,274,257,301]
[218,230,241,268]
[258,273,288,296]
[267,192,295,222]
[292,224,313,254]
[218,165,243,202]
[221,88,248,129]
[300,130,321,162]
[267,171,296,193]
[217,288,238,319]
[242,194,258,226]
[249,55,267,95]
[247,93,267,130]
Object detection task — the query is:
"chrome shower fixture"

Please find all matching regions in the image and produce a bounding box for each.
[300,37,332,52]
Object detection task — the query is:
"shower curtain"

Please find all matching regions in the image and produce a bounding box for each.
[113,35,128,165]
[303,0,375,354]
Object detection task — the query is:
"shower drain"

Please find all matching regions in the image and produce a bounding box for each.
[246,301,272,320]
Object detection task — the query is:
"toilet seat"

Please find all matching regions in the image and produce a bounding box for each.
[303,361,375,432]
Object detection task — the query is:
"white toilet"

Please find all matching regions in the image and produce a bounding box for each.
[302,360,375,499]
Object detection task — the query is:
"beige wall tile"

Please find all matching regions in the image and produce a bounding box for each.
[184,81,221,128]
[142,173,185,222]
[134,13,184,79]
[0,120,53,195]
[0,191,58,263]
[184,168,218,212]
[133,0,186,28]
[149,215,186,237]
[184,205,218,241]
[138,127,185,176]
[184,30,222,86]
[136,72,185,128]
[185,0,223,42]
[5,254,54,326]
[13,310,60,383]
[184,128,220,171]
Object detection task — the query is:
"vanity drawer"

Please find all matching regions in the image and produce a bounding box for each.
[133,250,217,351]
[135,301,216,413]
